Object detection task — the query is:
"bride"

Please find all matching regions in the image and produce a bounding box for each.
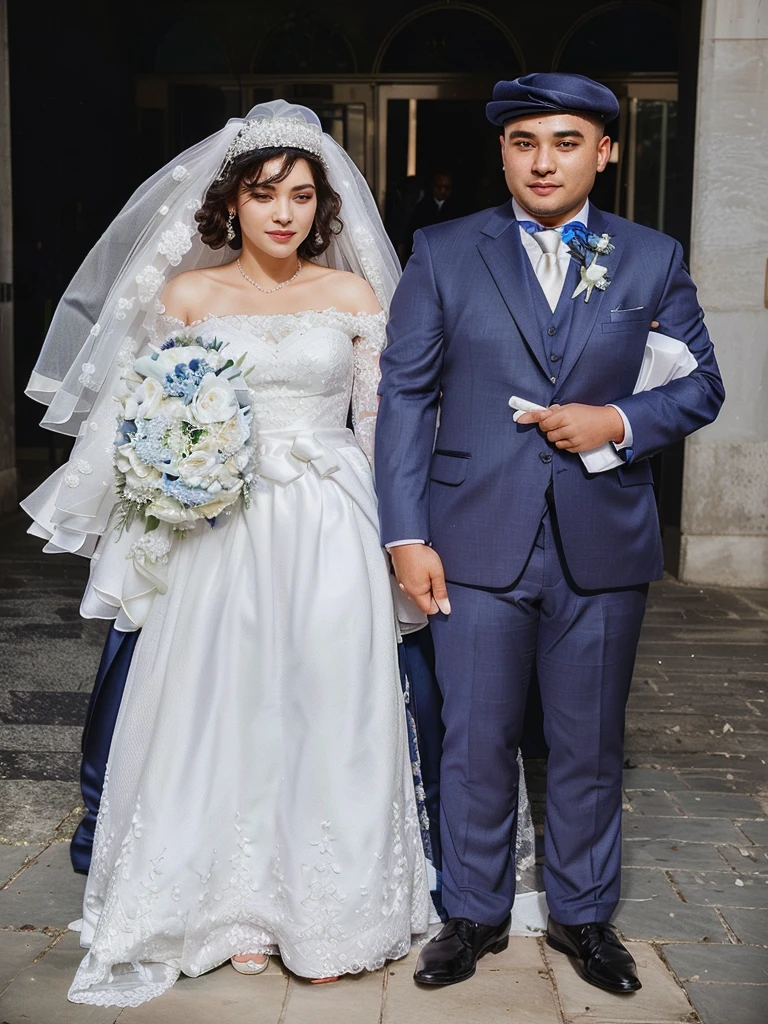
[22,101,433,1006]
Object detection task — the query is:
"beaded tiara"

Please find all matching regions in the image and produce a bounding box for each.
[217,116,326,178]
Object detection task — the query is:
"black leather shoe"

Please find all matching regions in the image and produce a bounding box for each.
[413,917,510,986]
[546,916,641,993]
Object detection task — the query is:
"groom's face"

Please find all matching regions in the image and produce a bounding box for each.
[500,113,611,226]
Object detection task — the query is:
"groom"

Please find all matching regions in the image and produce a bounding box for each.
[375,73,724,992]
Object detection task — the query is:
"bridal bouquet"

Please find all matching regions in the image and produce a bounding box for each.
[113,335,255,533]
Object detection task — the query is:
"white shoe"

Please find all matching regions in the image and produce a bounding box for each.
[231,954,270,975]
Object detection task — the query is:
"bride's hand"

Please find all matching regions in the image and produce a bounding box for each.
[390,545,451,616]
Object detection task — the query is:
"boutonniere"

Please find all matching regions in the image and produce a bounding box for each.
[561,225,615,303]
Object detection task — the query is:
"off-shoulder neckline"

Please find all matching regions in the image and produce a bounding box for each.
[159,306,386,329]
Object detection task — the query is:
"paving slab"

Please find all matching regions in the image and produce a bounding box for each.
[0,931,118,1024]
[717,844,768,873]
[620,867,677,897]
[0,779,81,842]
[622,840,729,871]
[669,870,768,909]
[280,969,384,1024]
[0,841,84,929]
[0,723,82,752]
[382,938,561,1024]
[625,790,684,816]
[675,773,764,795]
[0,930,52,996]
[681,981,767,1024]
[1,690,91,726]
[661,942,768,984]
[623,770,683,790]
[544,941,695,1024]
[717,906,768,945]
[671,792,766,819]
[118,964,289,1024]
[0,843,42,883]
[736,820,768,845]
[614,891,728,943]
[0,749,81,781]
[623,816,748,845]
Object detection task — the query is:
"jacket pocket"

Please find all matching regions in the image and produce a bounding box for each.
[602,308,649,334]
[430,450,470,485]
[617,461,654,487]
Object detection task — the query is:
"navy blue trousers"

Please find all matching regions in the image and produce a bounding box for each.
[399,625,444,872]
[429,509,647,927]
[70,626,138,873]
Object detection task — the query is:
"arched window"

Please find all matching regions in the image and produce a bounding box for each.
[555,3,678,73]
[375,4,523,75]
[253,15,356,74]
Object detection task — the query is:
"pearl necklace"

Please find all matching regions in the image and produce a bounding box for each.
[236,257,302,293]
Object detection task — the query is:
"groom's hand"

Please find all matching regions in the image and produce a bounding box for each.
[516,403,625,452]
[390,545,451,616]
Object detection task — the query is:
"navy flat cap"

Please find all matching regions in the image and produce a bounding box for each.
[487,72,619,126]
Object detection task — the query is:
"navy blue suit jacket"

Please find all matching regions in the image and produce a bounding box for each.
[375,201,724,591]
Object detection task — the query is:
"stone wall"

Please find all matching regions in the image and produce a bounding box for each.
[681,0,768,586]
[0,0,14,513]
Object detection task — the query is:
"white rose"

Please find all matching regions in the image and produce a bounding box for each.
[145,494,198,525]
[123,466,162,493]
[115,443,158,480]
[193,489,242,520]
[211,462,240,490]
[124,395,140,421]
[191,374,239,424]
[135,377,164,419]
[177,449,219,488]
[163,397,187,420]
[210,408,250,455]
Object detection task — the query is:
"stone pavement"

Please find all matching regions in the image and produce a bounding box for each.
[1,502,767,1024]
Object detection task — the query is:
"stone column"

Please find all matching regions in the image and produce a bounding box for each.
[680,0,768,587]
[0,0,14,513]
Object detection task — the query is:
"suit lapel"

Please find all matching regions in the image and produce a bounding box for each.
[556,205,624,387]
[476,204,551,379]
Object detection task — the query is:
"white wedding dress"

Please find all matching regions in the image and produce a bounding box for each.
[67,308,431,1007]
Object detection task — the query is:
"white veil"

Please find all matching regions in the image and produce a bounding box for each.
[22,100,401,556]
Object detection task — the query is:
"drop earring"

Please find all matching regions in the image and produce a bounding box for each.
[226,209,236,242]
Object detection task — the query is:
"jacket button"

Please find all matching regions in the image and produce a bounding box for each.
[547,326,557,336]
[539,452,553,464]
[550,353,560,362]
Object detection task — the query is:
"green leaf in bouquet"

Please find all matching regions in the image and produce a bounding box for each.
[144,516,160,533]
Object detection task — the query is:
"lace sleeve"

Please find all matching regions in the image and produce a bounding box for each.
[147,312,187,346]
[351,312,387,465]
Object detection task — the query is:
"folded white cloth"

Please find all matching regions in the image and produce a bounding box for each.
[580,331,698,472]
[510,331,698,473]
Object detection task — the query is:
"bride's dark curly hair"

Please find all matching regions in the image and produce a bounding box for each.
[196,148,342,258]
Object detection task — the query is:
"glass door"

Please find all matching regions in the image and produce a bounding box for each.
[611,83,678,232]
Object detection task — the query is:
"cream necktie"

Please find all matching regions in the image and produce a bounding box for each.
[532,229,564,312]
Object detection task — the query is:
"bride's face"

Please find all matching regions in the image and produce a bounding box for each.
[236,156,318,259]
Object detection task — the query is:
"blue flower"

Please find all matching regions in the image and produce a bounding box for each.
[133,417,174,467]
[116,419,137,446]
[160,474,212,507]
